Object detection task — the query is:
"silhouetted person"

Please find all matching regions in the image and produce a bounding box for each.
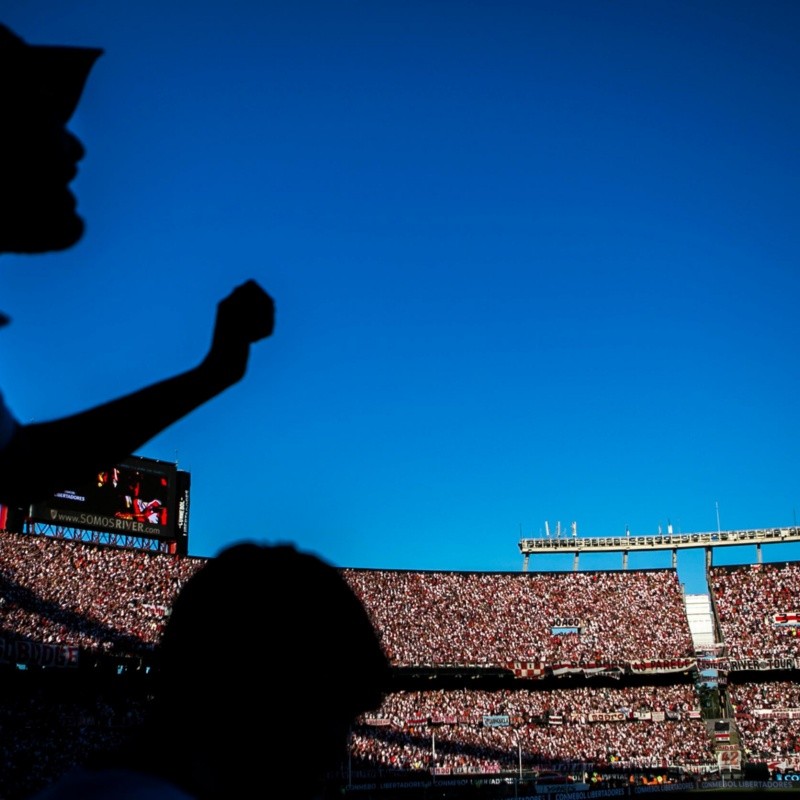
[32,542,391,800]
[0,25,275,507]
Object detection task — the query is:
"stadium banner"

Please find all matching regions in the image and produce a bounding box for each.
[696,657,727,668]
[752,708,800,720]
[549,663,624,678]
[174,469,191,555]
[406,717,427,726]
[717,750,741,770]
[508,660,545,679]
[629,658,695,674]
[430,715,458,725]
[726,657,800,671]
[364,717,391,726]
[582,663,623,676]
[587,712,626,722]
[651,711,665,722]
[27,455,180,541]
[633,711,651,720]
[550,664,578,676]
[679,764,719,774]
[512,659,703,678]
[552,617,582,628]
[0,637,79,668]
[453,765,500,774]
[482,714,510,728]
[771,612,800,626]
[551,617,583,635]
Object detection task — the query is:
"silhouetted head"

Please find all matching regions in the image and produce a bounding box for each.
[0,25,102,253]
[150,542,390,800]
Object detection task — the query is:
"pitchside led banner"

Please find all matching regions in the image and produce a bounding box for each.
[28,455,187,542]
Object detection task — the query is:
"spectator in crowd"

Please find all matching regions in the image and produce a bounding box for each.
[0,24,275,507]
[30,542,391,800]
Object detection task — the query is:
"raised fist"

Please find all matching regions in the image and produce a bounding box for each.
[216,279,275,343]
[204,280,275,387]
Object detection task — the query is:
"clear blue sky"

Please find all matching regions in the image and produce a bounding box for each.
[2,1,799,595]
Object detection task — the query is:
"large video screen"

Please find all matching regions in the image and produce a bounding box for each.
[28,455,179,540]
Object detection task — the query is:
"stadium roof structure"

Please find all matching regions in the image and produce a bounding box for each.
[518,525,800,571]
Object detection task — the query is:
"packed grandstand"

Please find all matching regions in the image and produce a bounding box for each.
[1,528,799,798]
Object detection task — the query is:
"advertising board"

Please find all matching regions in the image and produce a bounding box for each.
[28,455,181,541]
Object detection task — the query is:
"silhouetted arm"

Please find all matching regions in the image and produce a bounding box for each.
[0,280,274,507]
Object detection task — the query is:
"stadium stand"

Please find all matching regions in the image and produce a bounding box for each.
[351,686,712,775]
[707,562,800,778]
[728,680,800,769]
[0,531,204,663]
[341,567,696,669]
[6,530,797,797]
[709,562,800,661]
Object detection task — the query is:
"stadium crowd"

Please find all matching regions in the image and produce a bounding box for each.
[0,535,698,671]
[351,688,712,773]
[0,532,203,659]
[9,530,800,794]
[343,567,695,668]
[728,681,800,764]
[362,685,700,725]
[709,562,800,660]
[0,674,146,800]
